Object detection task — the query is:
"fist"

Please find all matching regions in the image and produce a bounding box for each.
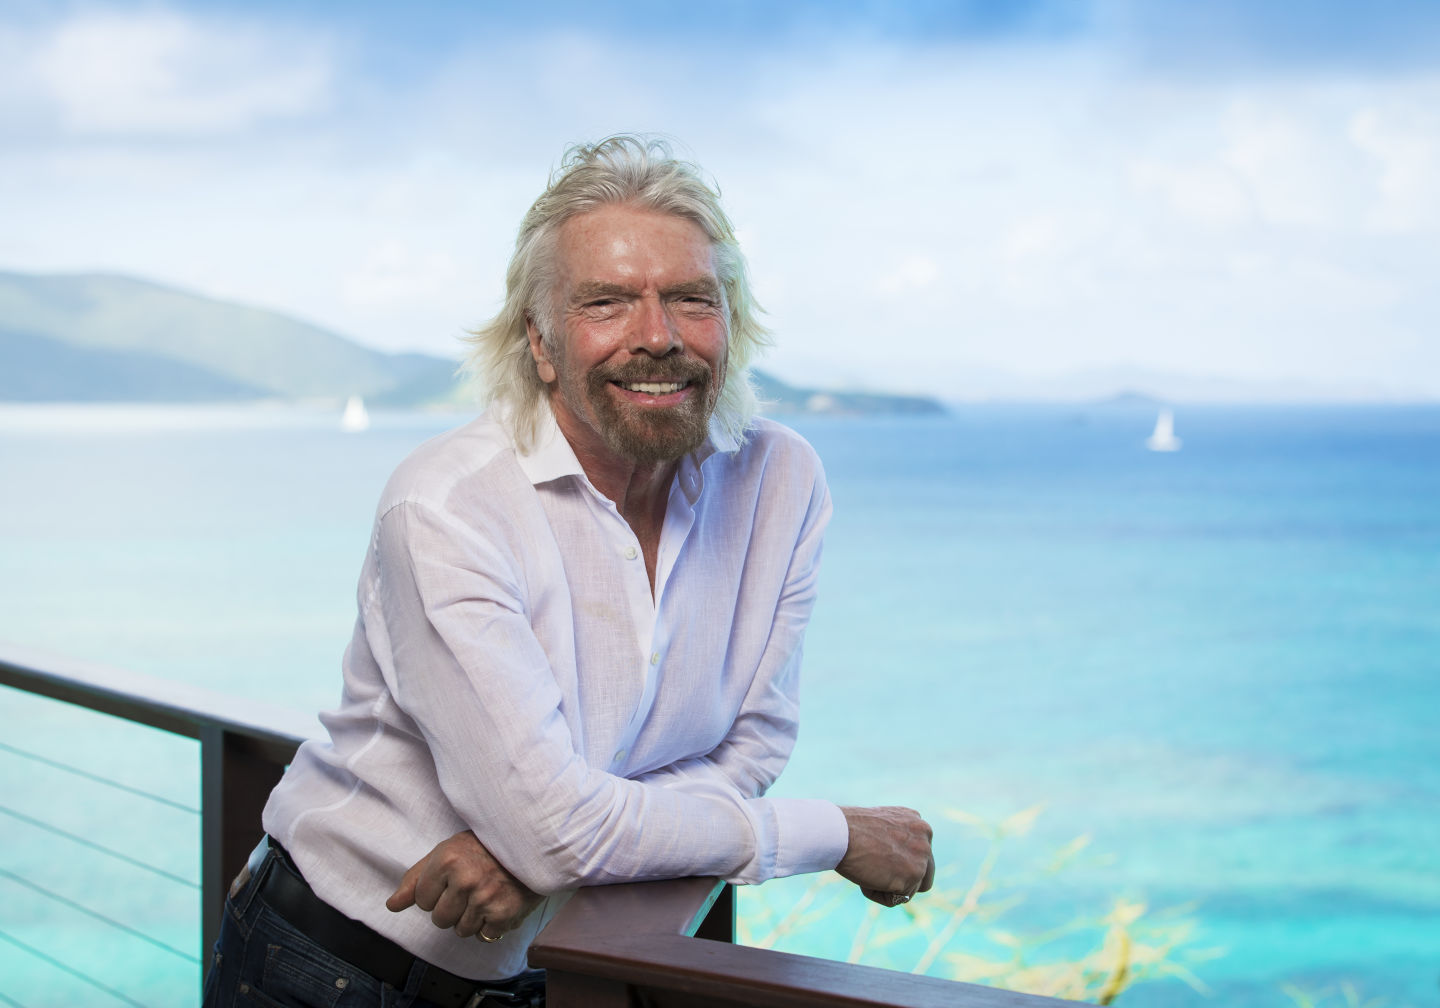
[836,806,936,907]
[386,830,543,940]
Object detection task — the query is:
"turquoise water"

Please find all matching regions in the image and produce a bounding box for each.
[1,402,1436,1007]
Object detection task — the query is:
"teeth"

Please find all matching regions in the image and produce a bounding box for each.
[621,381,684,395]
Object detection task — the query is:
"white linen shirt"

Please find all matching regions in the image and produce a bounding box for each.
[263,404,849,980]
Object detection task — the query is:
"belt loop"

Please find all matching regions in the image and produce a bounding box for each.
[229,836,273,916]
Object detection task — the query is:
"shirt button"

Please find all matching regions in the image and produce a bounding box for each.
[624,545,638,560]
[613,749,627,764]
[650,652,660,666]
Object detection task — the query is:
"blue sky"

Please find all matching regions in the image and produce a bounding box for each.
[3,0,1439,399]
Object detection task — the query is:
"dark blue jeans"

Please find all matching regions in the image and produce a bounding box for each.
[202,844,542,1007]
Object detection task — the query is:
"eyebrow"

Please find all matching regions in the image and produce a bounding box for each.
[662,278,723,300]
[569,281,632,304]
[568,278,723,305]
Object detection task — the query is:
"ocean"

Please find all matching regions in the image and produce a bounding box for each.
[1,402,1436,1007]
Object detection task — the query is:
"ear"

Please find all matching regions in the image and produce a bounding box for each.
[526,317,557,384]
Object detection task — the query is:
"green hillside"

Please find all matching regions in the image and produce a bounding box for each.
[0,271,463,406]
[1,326,267,402]
[752,369,945,416]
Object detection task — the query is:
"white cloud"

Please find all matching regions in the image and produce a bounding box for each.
[1129,158,1252,228]
[1002,215,1066,262]
[1349,92,1440,232]
[28,9,332,135]
[874,254,940,295]
[341,240,462,309]
[1217,96,1369,230]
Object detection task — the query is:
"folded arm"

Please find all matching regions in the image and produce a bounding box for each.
[380,481,930,935]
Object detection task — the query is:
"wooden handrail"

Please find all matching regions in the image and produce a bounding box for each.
[0,642,316,756]
[532,877,1085,1008]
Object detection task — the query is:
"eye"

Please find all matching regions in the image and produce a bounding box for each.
[578,297,625,319]
[676,294,718,310]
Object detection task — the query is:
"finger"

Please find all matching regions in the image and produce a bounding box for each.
[454,898,488,938]
[413,865,447,913]
[428,886,467,931]
[385,862,422,913]
[919,854,936,893]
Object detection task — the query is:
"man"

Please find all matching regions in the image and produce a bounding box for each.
[204,136,933,1008]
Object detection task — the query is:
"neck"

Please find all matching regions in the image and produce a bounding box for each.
[581,453,677,591]
[586,457,677,525]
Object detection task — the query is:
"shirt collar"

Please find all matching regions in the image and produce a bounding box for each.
[513,401,586,487]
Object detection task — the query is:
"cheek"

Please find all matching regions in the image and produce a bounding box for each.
[709,334,730,383]
[692,320,729,371]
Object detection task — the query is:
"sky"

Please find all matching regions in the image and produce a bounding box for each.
[2,0,1439,401]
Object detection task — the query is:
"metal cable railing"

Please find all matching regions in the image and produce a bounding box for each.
[0,926,153,1008]
[0,740,200,813]
[0,804,199,889]
[0,714,204,1006]
[1,645,313,1007]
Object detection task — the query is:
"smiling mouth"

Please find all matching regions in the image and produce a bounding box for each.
[615,380,688,395]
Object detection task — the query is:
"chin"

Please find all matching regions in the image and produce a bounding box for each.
[605,410,710,465]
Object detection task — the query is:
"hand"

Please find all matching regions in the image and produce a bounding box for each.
[386,830,543,940]
[836,806,936,908]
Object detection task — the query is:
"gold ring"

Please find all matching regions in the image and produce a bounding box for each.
[478,929,503,943]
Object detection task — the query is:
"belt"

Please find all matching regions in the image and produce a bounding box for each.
[257,839,542,1008]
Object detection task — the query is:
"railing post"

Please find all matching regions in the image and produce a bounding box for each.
[199,725,290,973]
[694,882,735,943]
[544,970,633,1007]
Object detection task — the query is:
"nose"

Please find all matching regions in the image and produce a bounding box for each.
[629,295,681,357]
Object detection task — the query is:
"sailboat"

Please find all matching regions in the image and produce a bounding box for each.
[340,395,370,433]
[1146,408,1181,452]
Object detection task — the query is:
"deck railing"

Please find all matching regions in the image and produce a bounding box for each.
[0,644,1081,1007]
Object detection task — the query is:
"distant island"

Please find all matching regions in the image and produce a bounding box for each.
[0,271,944,416]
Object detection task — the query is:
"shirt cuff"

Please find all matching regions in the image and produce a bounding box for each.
[757,797,850,880]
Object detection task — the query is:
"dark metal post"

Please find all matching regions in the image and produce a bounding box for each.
[544,971,633,1008]
[694,882,735,943]
[200,725,290,970]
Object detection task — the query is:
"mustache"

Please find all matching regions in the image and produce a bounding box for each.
[592,356,711,386]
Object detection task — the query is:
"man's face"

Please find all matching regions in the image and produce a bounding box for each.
[528,204,729,470]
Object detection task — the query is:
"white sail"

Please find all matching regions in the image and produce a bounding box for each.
[340,395,370,433]
[1146,408,1181,452]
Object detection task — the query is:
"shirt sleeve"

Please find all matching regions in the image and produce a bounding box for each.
[365,496,845,893]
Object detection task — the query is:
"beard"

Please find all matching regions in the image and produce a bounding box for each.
[579,355,718,465]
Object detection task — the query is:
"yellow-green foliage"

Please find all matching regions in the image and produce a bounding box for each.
[1283,982,1391,1008]
[740,806,1220,1005]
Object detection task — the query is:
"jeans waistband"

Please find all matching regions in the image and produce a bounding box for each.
[257,837,542,1008]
